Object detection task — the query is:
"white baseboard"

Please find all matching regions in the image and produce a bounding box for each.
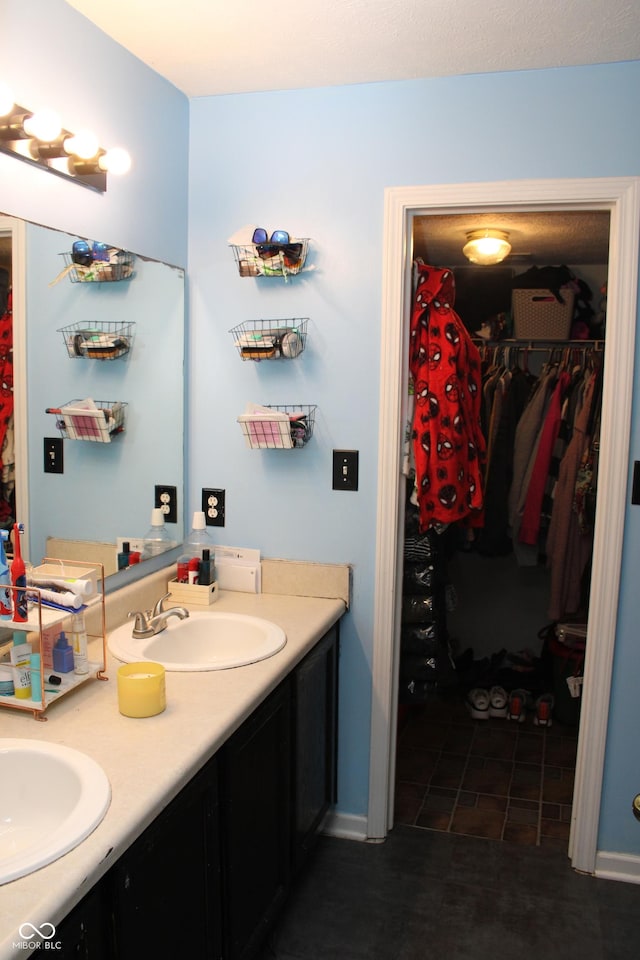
[321,810,369,842]
[595,850,640,884]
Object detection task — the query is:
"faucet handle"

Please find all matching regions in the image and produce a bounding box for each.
[128,610,151,633]
[152,592,172,618]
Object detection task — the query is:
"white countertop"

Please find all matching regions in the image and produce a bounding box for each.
[0,588,345,958]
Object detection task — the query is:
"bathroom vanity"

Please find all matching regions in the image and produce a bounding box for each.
[0,581,345,960]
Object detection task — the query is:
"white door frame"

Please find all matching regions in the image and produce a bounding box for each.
[369,177,640,874]
[0,216,28,560]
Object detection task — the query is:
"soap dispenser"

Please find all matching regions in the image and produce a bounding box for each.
[52,632,74,673]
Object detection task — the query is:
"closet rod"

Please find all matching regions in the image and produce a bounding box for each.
[472,338,604,351]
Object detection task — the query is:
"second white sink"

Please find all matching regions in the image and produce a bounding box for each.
[0,739,111,885]
[108,610,287,671]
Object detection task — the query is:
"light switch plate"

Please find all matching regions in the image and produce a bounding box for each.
[332,449,359,491]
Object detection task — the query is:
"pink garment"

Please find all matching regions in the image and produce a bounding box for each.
[519,371,570,546]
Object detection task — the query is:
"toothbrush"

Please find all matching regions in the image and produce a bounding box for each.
[11,523,27,622]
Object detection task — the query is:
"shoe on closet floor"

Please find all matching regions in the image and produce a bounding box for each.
[508,688,529,723]
[466,688,490,720]
[534,693,554,727]
[488,686,508,718]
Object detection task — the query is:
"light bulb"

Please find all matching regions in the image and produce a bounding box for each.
[63,128,100,160]
[462,230,511,266]
[23,108,62,143]
[98,147,131,175]
[0,83,15,117]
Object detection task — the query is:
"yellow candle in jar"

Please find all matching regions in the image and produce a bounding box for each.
[117,661,166,718]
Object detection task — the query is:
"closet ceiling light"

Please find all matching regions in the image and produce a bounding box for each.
[463,229,511,265]
[0,83,131,192]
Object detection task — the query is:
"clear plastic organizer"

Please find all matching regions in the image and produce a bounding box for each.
[229,318,308,361]
[237,404,317,449]
[230,239,309,279]
[46,399,127,442]
[58,320,135,360]
[60,250,135,283]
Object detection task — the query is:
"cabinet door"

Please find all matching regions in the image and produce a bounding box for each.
[291,624,339,875]
[110,758,221,960]
[220,682,291,960]
[37,879,113,959]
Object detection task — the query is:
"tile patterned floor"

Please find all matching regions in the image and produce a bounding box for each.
[394,695,578,847]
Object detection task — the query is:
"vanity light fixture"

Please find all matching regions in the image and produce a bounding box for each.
[0,83,131,192]
[462,229,511,265]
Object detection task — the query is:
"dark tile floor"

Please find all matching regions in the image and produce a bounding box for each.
[258,825,640,960]
[394,695,578,847]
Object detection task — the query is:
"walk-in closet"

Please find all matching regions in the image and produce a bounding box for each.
[394,210,609,849]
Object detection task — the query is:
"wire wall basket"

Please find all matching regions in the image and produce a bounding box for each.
[58,321,135,360]
[230,239,309,279]
[229,318,308,361]
[60,250,135,283]
[46,400,127,442]
[237,405,316,449]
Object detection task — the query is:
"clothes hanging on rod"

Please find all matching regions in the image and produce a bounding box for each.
[475,339,602,620]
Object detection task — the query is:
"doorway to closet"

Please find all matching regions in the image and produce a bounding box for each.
[394,209,607,847]
[368,178,640,877]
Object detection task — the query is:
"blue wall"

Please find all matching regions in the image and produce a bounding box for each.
[3,0,640,856]
[0,0,189,266]
[25,222,185,562]
[188,63,640,848]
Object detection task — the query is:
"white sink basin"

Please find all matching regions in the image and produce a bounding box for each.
[0,739,111,885]
[108,610,287,671]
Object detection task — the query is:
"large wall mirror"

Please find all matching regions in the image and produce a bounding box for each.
[0,214,185,588]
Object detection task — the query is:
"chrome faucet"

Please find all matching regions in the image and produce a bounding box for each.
[128,593,190,638]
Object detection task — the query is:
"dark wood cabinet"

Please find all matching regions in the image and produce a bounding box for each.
[43,881,113,959]
[291,624,338,875]
[44,624,339,960]
[219,682,292,960]
[110,758,221,959]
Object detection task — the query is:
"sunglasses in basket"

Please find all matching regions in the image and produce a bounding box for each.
[251,228,303,264]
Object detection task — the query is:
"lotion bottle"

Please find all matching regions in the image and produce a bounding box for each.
[52,632,74,673]
[70,612,89,675]
[30,653,42,702]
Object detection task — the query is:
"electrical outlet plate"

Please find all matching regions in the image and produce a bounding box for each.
[202,488,225,526]
[155,484,178,524]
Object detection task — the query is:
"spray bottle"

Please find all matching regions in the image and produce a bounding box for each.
[0,530,12,619]
[11,523,27,623]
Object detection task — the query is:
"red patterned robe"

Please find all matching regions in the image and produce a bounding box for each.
[410,264,486,531]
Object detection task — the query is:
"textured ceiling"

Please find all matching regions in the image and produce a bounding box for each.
[414,211,611,268]
[64,0,640,98]
[60,2,622,268]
